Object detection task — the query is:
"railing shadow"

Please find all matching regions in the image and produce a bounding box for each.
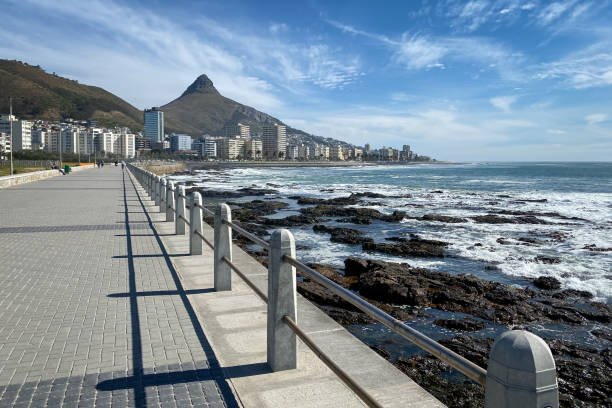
[106,169,241,407]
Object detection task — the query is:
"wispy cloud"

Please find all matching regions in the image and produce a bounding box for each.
[537,1,578,25]
[269,23,289,34]
[490,95,518,112]
[586,113,607,124]
[535,46,612,88]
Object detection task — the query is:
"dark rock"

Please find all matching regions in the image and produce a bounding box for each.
[420,214,468,223]
[471,214,551,224]
[312,224,373,245]
[344,257,369,277]
[484,265,501,271]
[534,276,562,290]
[583,244,612,252]
[301,205,406,223]
[517,237,543,245]
[533,256,561,264]
[496,237,513,245]
[513,198,548,203]
[236,187,278,195]
[433,318,486,332]
[262,214,321,226]
[471,215,515,224]
[363,237,447,258]
[591,329,612,342]
[336,216,372,225]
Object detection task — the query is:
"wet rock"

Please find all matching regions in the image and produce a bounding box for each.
[344,257,369,277]
[517,237,543,245]
[336,216,372,225]
[236,187,278,195]
[484,265,501,271]
[393,354,484,408]
[471,215,515,224]
[553,289,593,299]
[433,318,486,332]
[591,329,612,342]
[533,256,561,264]
[513,198,548,203]
[363,237,448,258]
[496,237,513,245]
[262,214,321,226]
[583,244,612,252]
[420,214,468,223]
[301,205,406,222]
[471,214,551,224]
[312,225,374,245]
[534,276,562,290]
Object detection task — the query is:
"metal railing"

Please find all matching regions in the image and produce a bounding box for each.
[127,163,561,408]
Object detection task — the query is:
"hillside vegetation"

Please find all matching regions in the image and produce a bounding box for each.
[0,59,143,130]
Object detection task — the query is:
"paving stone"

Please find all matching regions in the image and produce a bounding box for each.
[0,168,230,407]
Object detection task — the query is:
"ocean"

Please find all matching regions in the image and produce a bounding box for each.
[170,162,611,351]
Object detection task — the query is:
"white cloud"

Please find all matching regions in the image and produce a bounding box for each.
[586,113,607,124]
[535,46,612,89]
[547,129,566,134]
[269,23,289,34]
[490,95,518,112]
[392,34,448,70]
[537,1,578,25]
[521,3,537,11]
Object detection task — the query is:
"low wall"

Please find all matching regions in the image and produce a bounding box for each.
[0,164,93,189]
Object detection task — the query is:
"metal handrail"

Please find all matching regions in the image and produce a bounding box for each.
[194,203,215,217]
[282,315,382,408]
[194,230,214,250]
[179,215,190,225]
[282,255,488,386]
[222,256,268,303]
[221,219,271,250]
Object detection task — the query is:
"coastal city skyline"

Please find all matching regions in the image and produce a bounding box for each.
[2,0,611,162]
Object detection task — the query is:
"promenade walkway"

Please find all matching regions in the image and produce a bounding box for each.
[0,167,233,407]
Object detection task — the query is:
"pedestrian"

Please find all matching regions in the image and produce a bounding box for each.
[101,160,104,167]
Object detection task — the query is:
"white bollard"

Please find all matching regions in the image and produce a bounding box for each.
[175,185,186,235]
[190,192,204,255]
[267,229,297,371]
[166,181,175,222]
[213,203,232,291]
[160,178,166,214]
[485,330,558,408]
[155,176,162,208]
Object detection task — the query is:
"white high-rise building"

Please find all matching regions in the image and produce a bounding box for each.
[0,115,32,151]
[223,123,250,139]
[262,124,286,160]
[144,107,164,143]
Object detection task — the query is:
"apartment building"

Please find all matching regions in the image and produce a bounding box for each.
[262,124,286,159]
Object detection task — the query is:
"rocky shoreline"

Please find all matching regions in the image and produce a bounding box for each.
[180,182,611,408]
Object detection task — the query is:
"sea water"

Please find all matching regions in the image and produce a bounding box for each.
[172,162,612,303]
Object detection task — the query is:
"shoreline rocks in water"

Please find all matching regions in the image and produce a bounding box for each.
[363,236,449,258]
[312,225,373,245]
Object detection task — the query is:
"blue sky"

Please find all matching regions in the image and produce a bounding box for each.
[1,0,611,161]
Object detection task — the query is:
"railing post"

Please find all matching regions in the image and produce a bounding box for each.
[267,229,297,371]
[160,178,166,213]
[213,203,232,291]
[175,185,186,235]
[190,192,204,255]
[485,330,558,408]
[155,176,163,207]
[166,181,175,222]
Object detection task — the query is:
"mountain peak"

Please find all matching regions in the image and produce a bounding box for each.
[181,74,218,97]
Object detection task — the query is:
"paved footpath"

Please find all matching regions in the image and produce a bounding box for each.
[0,167,236,408]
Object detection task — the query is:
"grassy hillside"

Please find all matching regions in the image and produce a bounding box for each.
[0,59,143,130]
